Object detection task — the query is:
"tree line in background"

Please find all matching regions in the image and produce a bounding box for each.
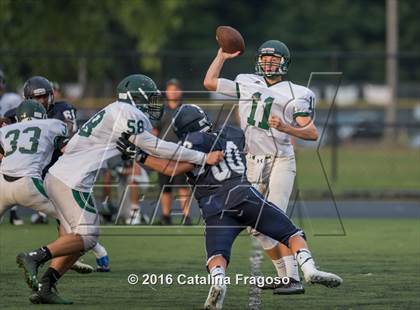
[0,0,419,94]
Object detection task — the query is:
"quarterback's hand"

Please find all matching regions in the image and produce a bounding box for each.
[268,115,289,132]
[217,48,241,60]
[206,151,224,165]
[117,133,136,160]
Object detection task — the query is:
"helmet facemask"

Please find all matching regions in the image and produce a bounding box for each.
[31,93,54,110]
[121,88,164,121]
[255,54,288,77]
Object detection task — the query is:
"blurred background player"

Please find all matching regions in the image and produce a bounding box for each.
[204,41,319,294]
[0,69,22,125]
[153,79,192,225]
[98,139,150,225]
[0,68,25,225]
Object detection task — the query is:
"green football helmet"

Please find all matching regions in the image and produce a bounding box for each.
[117,74,163,120]
[16,99,47,122]
[255,40,291,77]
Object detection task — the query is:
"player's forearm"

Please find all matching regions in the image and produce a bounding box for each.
[204,53,226,91]
[143,156,194,176]
[282,124,318,141]
[129,132,207,165]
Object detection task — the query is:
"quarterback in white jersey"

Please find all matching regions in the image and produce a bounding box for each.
[17,74,224,305]
[0,99,67,219]
[204,41,319,294]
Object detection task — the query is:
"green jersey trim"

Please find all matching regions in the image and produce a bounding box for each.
[71,190,97,214]
[31,178,49,199]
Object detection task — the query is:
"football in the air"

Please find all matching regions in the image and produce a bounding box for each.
[216,26,245,54]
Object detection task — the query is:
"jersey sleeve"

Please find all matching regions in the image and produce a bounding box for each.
[291,89,316,119]
[51,120,69,149]
[51,120,69,137]
[129,130,207,165]
[216,78,240,99]
[182,132,214,153]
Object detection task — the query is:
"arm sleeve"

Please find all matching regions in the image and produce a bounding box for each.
[182,132,212,153]
[129,130,207,165]
[216,78,240,99]
[53,120,69,149]
[292,91,316,119]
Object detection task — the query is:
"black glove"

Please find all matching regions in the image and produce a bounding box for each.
[117,133,136,161]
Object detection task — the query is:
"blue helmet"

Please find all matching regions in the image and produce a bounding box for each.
[172,104,212,139]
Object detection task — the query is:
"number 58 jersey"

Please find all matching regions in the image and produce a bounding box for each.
[0,119,68,179]
[48,101,153,192]
[217,74,316,157]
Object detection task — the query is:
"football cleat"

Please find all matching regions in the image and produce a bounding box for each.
[305,270,343,288]
[29,286,73,305]
[273,278,305,295]
[70,260,94,274]
[31,212,48,224]
[96,255,111,272]
[10,209,24,226]
[255,278,278,290]
[204,284,226,310]
[16,252,40,291]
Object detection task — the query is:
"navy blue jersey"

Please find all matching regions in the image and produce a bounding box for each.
[42,101,76,178]
[183,125,252,218]
[47,101,77,123]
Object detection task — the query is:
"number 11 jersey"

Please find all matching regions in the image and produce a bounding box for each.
[217,74,316,157]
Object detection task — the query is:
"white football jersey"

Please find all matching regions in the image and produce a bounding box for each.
[0,92,22,117]
[217,74,315,156]
[49,101,207,191]
[0,119,68,179]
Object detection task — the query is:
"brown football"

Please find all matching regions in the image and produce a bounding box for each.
[216,26,245,54]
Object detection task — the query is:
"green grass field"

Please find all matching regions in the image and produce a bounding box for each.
[1,219,419,309]
[295,146,420,192]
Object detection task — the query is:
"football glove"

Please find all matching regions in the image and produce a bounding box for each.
[117,133,136,160]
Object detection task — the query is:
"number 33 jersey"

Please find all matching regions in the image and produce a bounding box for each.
[217,74,316,157]
[48,101,153,192]
[0,119,68,179]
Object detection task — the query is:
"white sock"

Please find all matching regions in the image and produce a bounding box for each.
[210,266,225,286]
[92,243,108,259]
[272,258,287,278]
[283,255,301,281]
[295,249,317,277]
